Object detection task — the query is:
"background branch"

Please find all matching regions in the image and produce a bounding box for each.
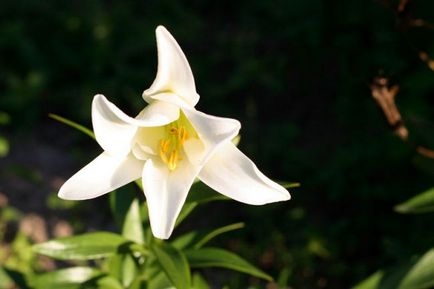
[371,76,434,159]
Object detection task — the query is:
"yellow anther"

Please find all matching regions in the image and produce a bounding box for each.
[159,151,168,164]
[160,139,170,153]
[178,127,189,145]
[157,112,196,171]
[167,150,179,171]
[159,139,171,164]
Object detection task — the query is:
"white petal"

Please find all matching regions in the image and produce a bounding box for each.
[59,152,143,200]
[133,126,166,156]
[131,143,152,160]
[199,142,291,205]
[143,26,199,108]
[183,108,241,165]
[135,100,180,124]
[142,158,199,239]
[92,95,178,156]
[145,92,194,109]
[183,138,205,166]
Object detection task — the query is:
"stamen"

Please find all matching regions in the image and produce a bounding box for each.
[156,112,196,171]
[178,127,189,145]
[159,139,170,164]
[160,139,170,153]
[168,150,178,171]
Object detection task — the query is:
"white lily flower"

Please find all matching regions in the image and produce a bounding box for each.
[59,26,290,239]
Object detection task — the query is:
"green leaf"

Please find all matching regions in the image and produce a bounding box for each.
[185,247,272,281]
[151,241,191,289]
[48,113,95,139]
[391,249,434,289]
[187,182,229,203]
[353,249,434,289]
[0,267,13,289]
[280,182,301,189]
[395,187,434,214]
[1,267,30,289]
[31,267,102,289]
[0,137,9,157]
[107,253,144,288]
[172,231,201,250]
[110,186,136,230]
[128,276,147,289]
[0,111,10,125]
[33,232,129,260]
[172,223,244,250]
[353,271,384,289]
[194,222,244,249]
[93,275,124,289]
[122,198,145,244]
[175,202,198,227]
[232,135,241,146]
[175,182,229,227]
[192,273,211,289]
[277,267,292,288]
[145,271,172,289]
[121,254,138,288]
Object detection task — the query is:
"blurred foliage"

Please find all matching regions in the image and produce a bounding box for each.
[0,111,10,157]
[2,0,434,288]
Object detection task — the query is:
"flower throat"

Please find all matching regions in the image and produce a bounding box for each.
[158,112,197,171]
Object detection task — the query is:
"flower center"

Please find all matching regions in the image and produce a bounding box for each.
[158,112,197,171]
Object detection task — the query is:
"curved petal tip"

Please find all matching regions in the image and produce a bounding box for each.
[58,153,143,201]
[199,143,291,205]
[144,25,199,108]
[156,25,169,36]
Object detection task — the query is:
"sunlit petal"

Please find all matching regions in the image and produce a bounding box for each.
[92,95,178,156]
[135,100,180,124]
[142,158,199,239]
[59,152,143,200]
[143,26,199,108]
[183,108,241,164]
[199,142,290,205]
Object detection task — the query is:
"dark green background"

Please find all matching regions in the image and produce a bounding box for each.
[2,0,434,288]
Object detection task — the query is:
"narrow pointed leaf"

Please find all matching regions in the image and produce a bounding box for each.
[175,202,198,227]
[395,187,434,214]
[353,271,383,289]
[172,223,244,250]
[280,182,301,189]
[151,242,191,289]
[49,113,95,139]
[172,231,201,250]
[33,232,129,260]
[175,182,229,227]
[194,222,244,249]
[395,249,434,289]
[185,247,272,281]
